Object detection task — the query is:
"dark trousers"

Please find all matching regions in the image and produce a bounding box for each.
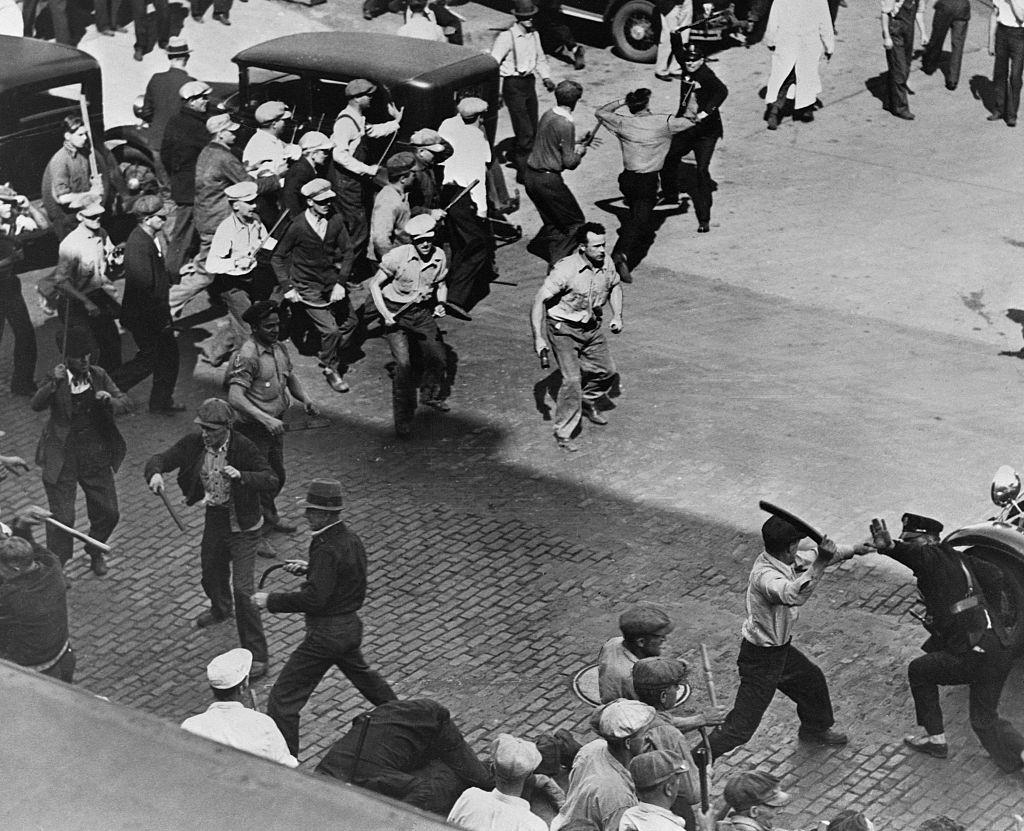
[383,303,448,430]
[908,633,1024,771]
[132,0,169,50]
[612,170,659,268]
[41,645,76,683]
[708,638,835,759]
[922,0,970,87]
[993,24,1024,121]
[336,172,371,268]
[524,168,584,265]
[233,421,285,523]
[43,458,120,566]
[0,273,38,393]
[502,76,539,177]
[885,17,916,116]
[24,0,71,43]
[267,612,396,755]
[546,318,616,441]
[112,321,179,407]
[189,0,229,18]
[661,131,717,224]
[59,291,122,373]
[301,300,354,370]
[441,185,495,310]
[94,0,124,31]
[199,508,267,662]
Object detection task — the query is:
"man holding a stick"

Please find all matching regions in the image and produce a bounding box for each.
[706,515,870,759]
[31,327,130,578]
[144,398,278,679]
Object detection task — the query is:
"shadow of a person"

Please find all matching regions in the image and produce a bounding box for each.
[969,74,997,114]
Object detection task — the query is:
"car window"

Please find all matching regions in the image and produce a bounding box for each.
[6,81,83,129]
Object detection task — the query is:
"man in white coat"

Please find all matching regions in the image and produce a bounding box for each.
[763,0,834,129]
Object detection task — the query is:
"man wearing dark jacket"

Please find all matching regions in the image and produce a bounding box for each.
[660,41,728,233]
[112,195,182,415]
[874,513,1024,772]
[145,398,279,678]
[139,38,195,181]
[254,478,396,756]
[0,507,75,683]
[282,132,338,218]
[31,327,130,577]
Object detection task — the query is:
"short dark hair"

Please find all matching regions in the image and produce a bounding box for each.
[211,681,245,700]
[554,80,583,108]
[576,221,606,244]
[0,536,34,570]
[63,115,85,135]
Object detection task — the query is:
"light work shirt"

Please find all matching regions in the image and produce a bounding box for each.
[618,803,689,831]
[740,550,823,647]
[491,24,552,79]
[543,250,620,325]
[243,129,297,176]
[551,739,637,831]
[596,103,691,174]
[438,115,491,217]
[206,213,266,276]
[369,184,411,261]
[331,105,400,176]
[397,15,446,40]
[378,243,447,303]
[447,788,548,831]
[597,636,638,703]
[228,338,293,420]
[181,701,299,768]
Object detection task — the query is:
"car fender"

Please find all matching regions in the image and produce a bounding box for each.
[943,522,1024,570]
[103,124,155,163]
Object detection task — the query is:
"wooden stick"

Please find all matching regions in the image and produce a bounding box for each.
[44,517,111,553]
[441,179,480,212]
[78,94,100,178]
[158,489,187,533]
[700,642,719,707]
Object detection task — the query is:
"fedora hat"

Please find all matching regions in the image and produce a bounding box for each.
[299,479,344,512]
[512,0,538,16]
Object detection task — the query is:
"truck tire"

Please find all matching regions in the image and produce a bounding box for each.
[611,0,659,63]
[967,546,1024,656]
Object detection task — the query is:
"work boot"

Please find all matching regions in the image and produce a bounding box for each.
[90,552,108,576]
[322,367,349,393]
[766,104,781,130]
[797,727,849,747]
[903,735,948,758]
[555,436,579,452]
[582,401,608,425]
[195,610,230,629]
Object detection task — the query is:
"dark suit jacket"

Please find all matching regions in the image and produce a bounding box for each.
[271,212,352,303]
[161,107,210,205]
[143,430,278,530]
[30,367,130,485]
[141,67,195,149]
[671,49,728,139]
[122,225,170,328]
[282,157,318,218]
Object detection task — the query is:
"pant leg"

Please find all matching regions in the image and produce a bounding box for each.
[403,761,468,816]
[234,421,284,521]
[965,637,1024,771]
[527,171,584,265]
[131,0,149,50]
[328,614,397,705]
[907,649,971,735]
[1007,27,1024,120]
[94,0,111,30]
[547,320,585,441]
[503,77,539,176]
[775,643,835,733]
[336,175,370,265]
[112,322,158,393]
[43,469,79,566]
[150,326,180,407]
[0,273,38,392]
[152,0,169,43]
[88,313,122,373]
[199,508,234,620]
[22,0,40,36]
[887,19,914,114]
[708,640,788,758]
[168,249,214,319]
[385,325,417,430]
[202,283,251,362]
[613,170,658,268]
[76,467,120,557]
[922,1,953,72]
[49,0,71,43]
[267,632,337,755]
[689,136,717,225]
[302,304,344,369]
[656,13,676,74]
[402,307,447,401]
[442,189,494,310]
[577,326,617,404]
[946,17,969,87]
[227,528,267,663]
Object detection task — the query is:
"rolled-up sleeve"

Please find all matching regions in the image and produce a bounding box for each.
[755,566,821,606]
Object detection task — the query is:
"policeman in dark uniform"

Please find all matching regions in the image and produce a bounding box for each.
[659,42,728,234]
[874,513,1024,772]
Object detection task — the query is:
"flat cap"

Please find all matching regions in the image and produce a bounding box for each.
[901,513,944,537]
[385,151,416,176]
[224,181,258,201]
[917,819,966,831]
[595,699,656,740]
[254,100,292,125]
[619,603,674,638]
[300,177,336,200]
[194,397,233,428]
[242,300,280,326]
[77,200,105,218]
[61,325,96,358]
[409,128,444,146]
[206,648,252,689]
[761,514,805,554]
[346,78,376,99]
[491,734,542,778]
[629,750,688,790]
[632,656,688,693]
[827,811,873,831]
[457,97,488,118]
[179,79,212,100]
[0,536,35,570]
[298,131,334,151]
[723,770,791,812]
[206,113,239,134]
[404,213,436,238]
[132,194,165,217]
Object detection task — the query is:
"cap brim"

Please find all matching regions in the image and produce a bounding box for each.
[297,500,343,511]
[763,789,791,807]
[194,418,229,428]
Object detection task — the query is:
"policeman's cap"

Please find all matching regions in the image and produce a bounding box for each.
[901,513,944,537]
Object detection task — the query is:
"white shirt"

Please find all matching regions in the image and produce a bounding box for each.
[993,0,1024,25]
[447,788,548,831]
[206,213,266,276]
[618,804,688,831]
[304,208,328,240]
[491,24,552,79]
[66,370,92,394]
[438,115,491,217]
[331,105,400,176]
[181,701,299,767]
[243,129,298,176]
[398,14,446,41]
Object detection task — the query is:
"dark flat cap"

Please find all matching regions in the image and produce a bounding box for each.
[619,603,674,638]
[632,656,688,692]
[242,300,280,326]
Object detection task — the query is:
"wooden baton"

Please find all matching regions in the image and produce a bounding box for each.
[700,642,719,707]
[44,517,111,553]
[158,489,187,533]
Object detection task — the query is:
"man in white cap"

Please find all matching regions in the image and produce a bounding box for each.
[447,734,547,831]
[407,128,453,216]
[244,102,299,178]
[437,96,495,316]
[139,37,194,182]
[270,177,353,393]
[551,699,657,831]
[181,648,298,767]
[618,751,690,831]
[331,79,402,270]
[283,132,336,218]
[200,181,267,365]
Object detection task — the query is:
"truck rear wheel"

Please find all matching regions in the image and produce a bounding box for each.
[611,0,659,63]
[967,546,1024,655]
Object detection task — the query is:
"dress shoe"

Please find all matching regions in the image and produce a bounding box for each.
[133,48,144,61]
[422,398,451,412]
[654,72,673,83]
[573,45,585,70]
[265,517,297,534]
[195,610,230,629]
[582,402,608,425]
[249,661,267,680]
[988,111,1004,121]
[697,223,710,234]
[322,367,350,393]
[903,735,948,758]
[611,252,633,284]
[795,107,814,122]
[149,402,187,415]
[797,727,849,746]
[556,437,579,452]
[98,27,115,36]
[256,537,277,559]
[213,12,230,24]
[766,107,780,130]
[191,13,204,21]
[945,82,957,91]
[893,111,915,120]
[90,552,108,576]
[1008,118,1018,127]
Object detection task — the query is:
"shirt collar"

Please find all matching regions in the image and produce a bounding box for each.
[552,105,575,123]
[513,22,531,34]
[63,141,80,157]
[311,518,344,537]
[207,701,246,711]
[67,368,91,388]
[305,208,326,227]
